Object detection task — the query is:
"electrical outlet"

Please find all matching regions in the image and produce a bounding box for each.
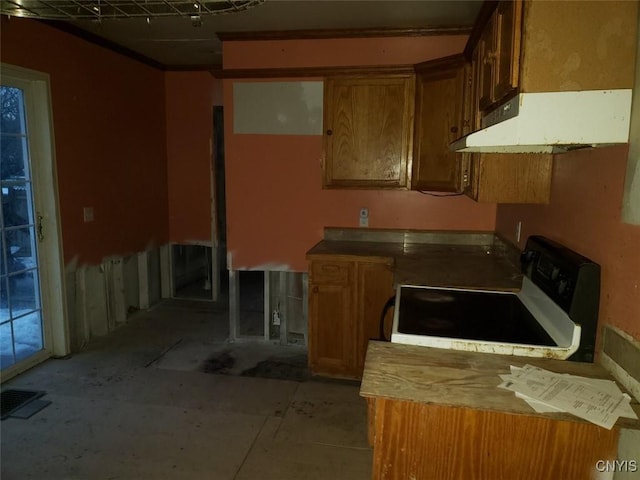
[272,310,281,326]
[516,221,522,243]
[359,207,369,227]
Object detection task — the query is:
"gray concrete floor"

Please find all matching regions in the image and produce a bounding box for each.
[1,299,372,479]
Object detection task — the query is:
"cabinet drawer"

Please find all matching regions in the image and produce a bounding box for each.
[310,261,351,285]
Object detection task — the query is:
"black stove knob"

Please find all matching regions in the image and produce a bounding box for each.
[520,249,540,273]
[558,278,569,296]
[551,266,560,280]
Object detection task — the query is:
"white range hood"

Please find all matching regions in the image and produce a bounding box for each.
[450,89,634,154]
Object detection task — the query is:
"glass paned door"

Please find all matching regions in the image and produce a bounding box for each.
[0,85,44,370]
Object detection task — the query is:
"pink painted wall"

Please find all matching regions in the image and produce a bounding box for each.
[223,36,497,272]
[496,146,640,341]
[165,71,218,244]
[1,17,169,265]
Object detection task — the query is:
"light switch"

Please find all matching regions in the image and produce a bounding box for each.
[83,207,94,223]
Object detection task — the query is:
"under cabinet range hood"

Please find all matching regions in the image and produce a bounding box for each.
[450,89,634,154]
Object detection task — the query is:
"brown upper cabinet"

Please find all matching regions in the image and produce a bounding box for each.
[323,74,415,189]
[493,1,521,102]
[411,55,466,192]
[461,152,552,204]
[475,1,522,112]
[452,0,639,205]
[466,0,637,119]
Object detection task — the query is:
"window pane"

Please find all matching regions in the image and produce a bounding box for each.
[5,226,36,273]
[13,311,43,361]
[0,321,15,369]
[5,226,36,274]
[9,268,40,316]
[0,134,28,179]
[0,234,5,274]
[1,183,33,227]
[0,275,9,321]
[0,87,26,135]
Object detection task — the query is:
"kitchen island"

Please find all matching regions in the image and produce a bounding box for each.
[360,341,640,480]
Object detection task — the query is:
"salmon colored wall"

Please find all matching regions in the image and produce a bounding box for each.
[495,146,640,341]
[1,17,169,265]
[212,77,224,106]
[165,71,218,244]
[223,36,497,272]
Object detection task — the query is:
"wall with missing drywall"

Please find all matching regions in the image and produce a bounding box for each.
[65,247,164,351]
[1,17,173,350]
[266,271,307,344]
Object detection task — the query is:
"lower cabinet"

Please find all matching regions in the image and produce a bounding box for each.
[367,397,619,480]
[308,277,355,377]
[308,256,394,379]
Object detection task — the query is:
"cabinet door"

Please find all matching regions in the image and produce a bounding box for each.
[477,12,497,112]
[465,153,552,204]
[461,61,478,135]
[323,75,415,189]
[355,261,395,376]
[494,0,522,102]
[412,57,466,192]
[308,261,355,378]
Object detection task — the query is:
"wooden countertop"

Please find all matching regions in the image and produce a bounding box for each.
[307,240,522,291]
[360,341,640,429]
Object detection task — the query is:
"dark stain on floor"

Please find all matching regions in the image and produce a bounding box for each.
[201,351,235,374]
[241,354,311,382]
[201,351,310,382]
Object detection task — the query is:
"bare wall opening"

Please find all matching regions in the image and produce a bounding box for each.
[229,269,307,346]
[238,270,264,337]
[172,244,213,300]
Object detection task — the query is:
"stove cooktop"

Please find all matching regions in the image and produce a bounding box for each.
[397,287,556,346]
[390,236,600,362]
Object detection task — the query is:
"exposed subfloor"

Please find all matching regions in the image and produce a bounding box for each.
[1,299,372,480]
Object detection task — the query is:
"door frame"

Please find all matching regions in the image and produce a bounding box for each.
[210,105,226,303]
[1,63,69,381]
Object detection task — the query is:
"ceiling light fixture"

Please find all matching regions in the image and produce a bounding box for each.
[0,0,266,20]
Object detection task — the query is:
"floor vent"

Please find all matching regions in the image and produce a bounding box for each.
[1,389,49,420]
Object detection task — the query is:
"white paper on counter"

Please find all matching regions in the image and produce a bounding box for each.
[499,364,638,429]
[499,370,564,412]
[512,391,637,417]
[514,392,564,413]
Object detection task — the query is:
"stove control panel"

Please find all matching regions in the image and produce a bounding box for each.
[520,236,600,362]
[533,255,576,302]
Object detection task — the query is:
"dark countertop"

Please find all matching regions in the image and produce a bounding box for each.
[307,237,522,291]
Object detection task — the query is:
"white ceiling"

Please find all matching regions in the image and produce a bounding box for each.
[56,1,483,68]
